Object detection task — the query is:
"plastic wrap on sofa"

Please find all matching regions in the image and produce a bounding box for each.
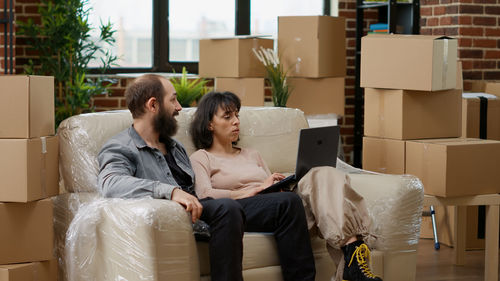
[53,193,100,281]
[341,159,425,252]
[58,110,133,193]
[57,196,198,281]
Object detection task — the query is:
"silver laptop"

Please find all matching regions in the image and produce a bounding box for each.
[259,126,340,194]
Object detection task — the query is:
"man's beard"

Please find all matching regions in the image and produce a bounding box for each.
[153,106,179,139]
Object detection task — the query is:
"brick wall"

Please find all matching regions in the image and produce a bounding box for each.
[90,76,217,111]
[14,0,41,74]
[0,0,15,74]
[0,0,42,75]
[420,0,500,90]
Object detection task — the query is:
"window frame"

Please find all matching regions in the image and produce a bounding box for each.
[90,0,331,74]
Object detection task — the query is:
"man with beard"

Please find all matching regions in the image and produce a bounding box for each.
[97,74,249,281]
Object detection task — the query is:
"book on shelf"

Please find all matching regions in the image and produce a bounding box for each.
[363,0,413,3]
[369,23,388,30]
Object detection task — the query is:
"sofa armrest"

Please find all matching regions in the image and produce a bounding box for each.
[62,197,199,281]
[348,173,424,251]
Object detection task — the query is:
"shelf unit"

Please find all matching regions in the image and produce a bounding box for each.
[353,0,420,167]
[0,0,13,74]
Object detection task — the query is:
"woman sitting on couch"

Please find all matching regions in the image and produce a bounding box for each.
[189,91,382,281]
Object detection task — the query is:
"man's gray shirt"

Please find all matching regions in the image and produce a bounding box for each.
[97,126,196,199]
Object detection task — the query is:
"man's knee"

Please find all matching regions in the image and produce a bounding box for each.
[212,198,245,224]
[277,192,304,212]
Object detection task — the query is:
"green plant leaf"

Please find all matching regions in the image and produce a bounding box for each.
[16,0,119,128]
[170,67,209,107]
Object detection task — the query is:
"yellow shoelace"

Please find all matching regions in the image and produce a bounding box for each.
[347,243,377,278]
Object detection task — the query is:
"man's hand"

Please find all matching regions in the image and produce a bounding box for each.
[171,188,203,223]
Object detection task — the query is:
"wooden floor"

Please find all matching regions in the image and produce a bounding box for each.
[416,238,500,281]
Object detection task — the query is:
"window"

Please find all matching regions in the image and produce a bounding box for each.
[88,0,331,73]
[87,0,153,68]
[169,0,235,62]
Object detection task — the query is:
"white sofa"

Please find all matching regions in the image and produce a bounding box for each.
[53,107,424,281]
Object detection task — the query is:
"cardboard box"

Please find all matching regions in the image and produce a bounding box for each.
[364,88,462,140]
[286,77,344,115]
[461,95,500,140]
[0,260,57,281]
[0,76,55,138]
[199,36,273,78]
[470,81,500,97]
[215,78,264,106]
[0,136,59,202]
[362,137,405,174]
[406,138,500,197]
[278,16,346,78]
[456,61,463,90]
[0,199,54,264]
[361,35,458,91]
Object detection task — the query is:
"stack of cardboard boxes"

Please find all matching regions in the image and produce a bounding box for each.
[199,15,347,115]
[360,35,500,247]
[199,36,273,106]
[443,82,500,249]
[0,76,58,280]
[278,16,346,115]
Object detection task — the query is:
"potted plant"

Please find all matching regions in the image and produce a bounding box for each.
[17,0,118,127]
[170,67,209,107]
[253,46,292,107]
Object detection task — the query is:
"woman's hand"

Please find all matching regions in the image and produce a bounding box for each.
[260,173,286,190]
[230,173,286,200]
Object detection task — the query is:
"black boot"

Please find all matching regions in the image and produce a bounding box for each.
[341,240,382,281]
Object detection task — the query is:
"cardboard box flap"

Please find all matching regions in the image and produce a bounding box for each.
[463,93,498,99]
[201,35,272,40]
[411,138,500,146]
[470,81,500,97]
[364,34,456,40]
[435,36,455,40]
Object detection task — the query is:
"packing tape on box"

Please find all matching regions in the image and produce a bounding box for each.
[378,90,386,137]
[41,136,47,153]
[252,38,259,53]
[379,140,387,174]
[41,137,47,197]
[421,143,430,194]
[442,39,449,89]
[479,97,488,139]
[295,57,302,74]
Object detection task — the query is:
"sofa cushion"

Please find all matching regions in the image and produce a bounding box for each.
[58,107,308,193]
[197,233,332,276]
